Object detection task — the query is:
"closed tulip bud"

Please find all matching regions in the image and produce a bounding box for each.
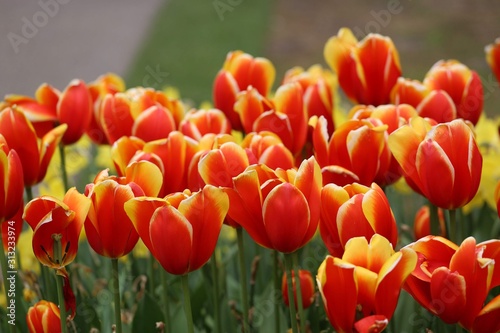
[281,269,315,309]
[179,108,232,141]
[27,300,60,333]
[486,38,500,84]
[413,205,446,240]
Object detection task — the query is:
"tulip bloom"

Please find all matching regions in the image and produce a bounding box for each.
[320,182,398,258]
[213,50,275,130]
[0,107,67,187]
[423,60,483,125]
[311,116,391,186]
[389,117,482,209]
[26,300,61,333]
[124,185,229,275]
[413,205,446,240]
[179,108,232,141]
[84,162,163,258]
[317,234,417,333]
[283,65,336,134]
[281,269,315,309]
[324,27,401,106]
[404,236,500,332]
[486,38,500,84]
[224,156,321,253]
[0,137,24,223]
[241,131,295,170]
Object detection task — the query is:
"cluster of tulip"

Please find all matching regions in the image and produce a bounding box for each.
[1,28,500,333]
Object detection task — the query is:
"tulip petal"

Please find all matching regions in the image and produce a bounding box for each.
[430,267,466,323]
[472,294,500,333]
[125,161,163,197]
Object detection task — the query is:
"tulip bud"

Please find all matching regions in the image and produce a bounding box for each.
[281,269,315,309]
[26,300,61,333]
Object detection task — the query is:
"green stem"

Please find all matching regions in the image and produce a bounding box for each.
[292,252,305,333]
[25,186,33,202]
[111,258,122,333]
[58,142,69,192]
[284,254,299,333]
[210,253,221,333]
[160,269,171,333]
[149,253,156,294]
[181,274,194,333]
[429,202,440,236]
[0,228,16,333]
[449,209,458,243]
[273,250,281,333]
[55,273,68,333]
[236,228,250,332]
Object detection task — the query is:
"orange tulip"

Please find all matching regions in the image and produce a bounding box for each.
[241,131,295,170]
[213,50,275,130]
[404,236,500,332]
[311,116,391,186]
[0,107,66,187]
[224,156,321,253]
[0,136,24,223]
[281,269,315,309]
[26,300,61,333]
[320,182,398,258]
[317,234,417,333]
[423,60,483,125]
[413,205,446,240]
[486,38,500,84]
[124,185,229,275]
[324,28,401,106]
[84,162,162,258]
[283,65,336,134]
[389,117,482,209]
[3,79,92,144]
[23,188,90,270]
[179,108,232,141]
[391,77,429,107]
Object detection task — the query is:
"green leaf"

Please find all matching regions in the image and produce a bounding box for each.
[132,291,164,332]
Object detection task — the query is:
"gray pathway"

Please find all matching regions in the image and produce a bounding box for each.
[0,0,164,97]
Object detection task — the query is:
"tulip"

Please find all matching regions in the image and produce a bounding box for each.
[84,162,162,258]
[391,77,429,107]
[26,300,61,333]
[311,116,391,186]
[0,137,24,223]
[213,50,275,130]
[241,131,295,170]
[423,60,483,125]
[281,269,315,309]
[0,107,67,187]
[283,65,336,134]
[3,79,92,144]
[320,182,398,258]
[486,38,500,84]
[413,205,446,239]
[317,234,417,333]
[224,156,321,253]
[404,236,500,332]
[389,117,482,209]
[124,185,228,275]
[179,108,232,141]
[324,27,401,106]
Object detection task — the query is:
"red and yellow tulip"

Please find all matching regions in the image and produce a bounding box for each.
[320,182,398,258]
[404,236,500,332]
[224,156,321,253]
[413,205,446,240]
[281,269,315,309]
[241,131,295,170]
[124,185,229,275]
[324,28,401,106]
[179,108,232,141]
[26,300,61,333]
[0,136,24,223]
[317,234,417,333]
[389,117,482,209]
[213,50,275,130]
[0,107,67,187]
[486,37,500,84]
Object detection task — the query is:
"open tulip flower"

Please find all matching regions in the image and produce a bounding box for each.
[124,185,229,275]
[3,79,92,144]
[0,107,67,187]
[324,27,401,106]
[310,115,391,187]
[84,162,163,258]
[404,236,500,333]
[241,131,295,170]
[26,300,61,333]
[486,37,500,84]
[320,182,398,258]
[213,50,275,130]
[317,234,417,333]
[223,156,321,253]
[423,60,483,125]
[388,116,482,209]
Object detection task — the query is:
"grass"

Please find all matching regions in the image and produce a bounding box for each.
[125,0,274,106]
